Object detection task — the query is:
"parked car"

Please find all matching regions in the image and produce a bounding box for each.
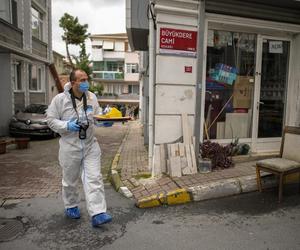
[9,104,57,138]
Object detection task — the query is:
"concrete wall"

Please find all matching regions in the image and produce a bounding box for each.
[153,0,199,144]
[125,52,139,63]
[103,51,125,60]
[125,52,139,81]
[0,54,12,136]
[286,34,300,127]
[23,0,31,52]
[47,69,59,103]
[91,48,103,61]
[125,73,139,82]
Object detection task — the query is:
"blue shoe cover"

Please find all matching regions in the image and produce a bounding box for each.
[92,212,112,227]
[65,207,80,219]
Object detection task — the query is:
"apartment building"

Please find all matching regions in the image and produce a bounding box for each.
[127,0,300,164]
[0,0,53,136]
[90,33,140,110]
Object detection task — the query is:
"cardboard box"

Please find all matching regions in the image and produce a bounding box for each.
[233,76,254,109]
[225,112,250,139]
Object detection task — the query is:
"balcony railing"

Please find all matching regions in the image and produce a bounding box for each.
[97,94,139,104]
[0,18,23,48]
[93,71,124,80]
[32,36,48,58]
[99,94,139,100]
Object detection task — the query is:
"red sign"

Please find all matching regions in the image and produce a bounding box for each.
[160,28,197,56]
[185,66,192,73]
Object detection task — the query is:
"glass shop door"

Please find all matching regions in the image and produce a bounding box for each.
[252,36,290,152]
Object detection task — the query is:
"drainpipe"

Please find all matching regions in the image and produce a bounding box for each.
[148,1,156,171]
[194,0,205,165]
[138,52,144,123]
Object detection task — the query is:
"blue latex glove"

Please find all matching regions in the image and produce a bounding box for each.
[79,81,89,92]
[67,119,80,132]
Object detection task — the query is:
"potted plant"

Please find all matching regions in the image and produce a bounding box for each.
[199,140,234,170]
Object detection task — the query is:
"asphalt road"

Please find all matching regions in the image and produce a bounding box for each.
[1,184,300,250]
[1,122,300,249]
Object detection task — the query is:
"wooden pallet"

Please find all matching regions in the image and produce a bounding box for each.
[152,113,197,177]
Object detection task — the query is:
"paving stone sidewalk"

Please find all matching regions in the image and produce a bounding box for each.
[0,124,128,202]
[116,121,278,207]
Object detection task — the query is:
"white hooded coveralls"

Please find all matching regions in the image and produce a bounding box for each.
[46,82,106,217]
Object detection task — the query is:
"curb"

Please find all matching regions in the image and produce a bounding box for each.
[136,188,191,208]
[109,125,133,198]
[135,174,277,209]
[189,174,277,202]
[109,123,283,207]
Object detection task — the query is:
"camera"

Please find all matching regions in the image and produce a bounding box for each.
[77,121,89,140]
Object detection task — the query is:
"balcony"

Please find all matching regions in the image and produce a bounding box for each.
[32,36,48,58]
[0,18,23,49]
[97,93,139,104]
[93,71,124,80]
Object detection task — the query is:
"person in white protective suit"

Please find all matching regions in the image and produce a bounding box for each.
[47,69,112,227]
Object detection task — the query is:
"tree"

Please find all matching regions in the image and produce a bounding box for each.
[89,83,104,96]
[72,43,92,80]
[59,13,89,68]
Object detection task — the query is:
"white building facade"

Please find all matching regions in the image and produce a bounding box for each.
[0,0,53,136]
[126,0,300,166]
[90,33,140,108]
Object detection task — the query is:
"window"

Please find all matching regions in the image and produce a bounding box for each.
[92,45,102,49]
[113,84,122,95]
[0,0,10,22]
[12,61,22,91]
[128,84,139,94]
[93,61,124,72]
[0,0,17,25]
[106,61,115,71]
[93,61,104,71]
[29,64,44,91]
[204,30,256,140]
[126,63,138,73]
[31,6,43,40]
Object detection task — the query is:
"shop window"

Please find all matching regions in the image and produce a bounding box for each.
[205,30,256,140]
[31,6,44,40]
[29,64,44,91]
[126,63,138,73]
